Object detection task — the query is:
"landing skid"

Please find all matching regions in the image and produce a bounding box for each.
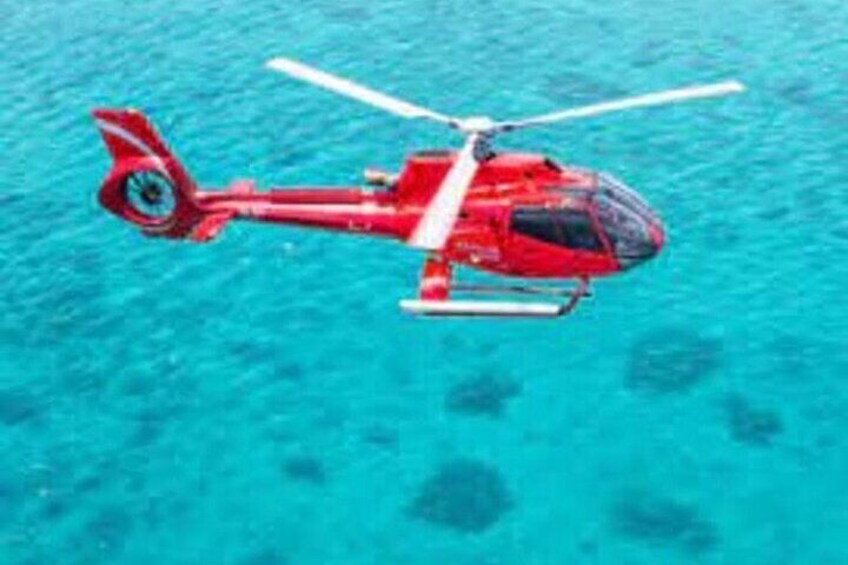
[400,299,568,318]
[401,273,590,319]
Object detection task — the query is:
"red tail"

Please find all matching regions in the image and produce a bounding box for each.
[93,109,212,240]
[93,109,177,161]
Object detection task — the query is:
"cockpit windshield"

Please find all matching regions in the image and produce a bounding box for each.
[593,174,661,265]
[597,173,657,223]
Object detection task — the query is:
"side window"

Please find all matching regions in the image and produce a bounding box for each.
[556,209,603,251]
[512,206,602,252]
[511,207,562,246]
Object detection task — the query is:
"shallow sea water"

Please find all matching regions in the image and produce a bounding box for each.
[1,1,847,563]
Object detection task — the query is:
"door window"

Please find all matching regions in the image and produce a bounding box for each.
[512,206,602,252]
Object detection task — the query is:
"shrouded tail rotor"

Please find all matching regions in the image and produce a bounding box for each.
[122,170,178,222]
[93,109,208,239]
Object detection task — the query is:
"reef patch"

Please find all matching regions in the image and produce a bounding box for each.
[408,458,512,533]
[541,71,625,105]
[445,374,522,418]
[361,423,399,450]
[0,387,43,426]
[238,548,288,565]
[83,504,134,553]
[282,456,327,485]
[626,328,722,394]
[611,490,717,554]
[724,393,783,446]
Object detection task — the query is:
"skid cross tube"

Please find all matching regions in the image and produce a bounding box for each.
[452,282,591,298]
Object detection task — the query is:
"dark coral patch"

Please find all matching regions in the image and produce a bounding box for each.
[239,548,288,565]
[632,40,671,69]
[776,79,814,107]
[321,5,371,22]
[578,538,599,557]
[40,495,70,521]
[627,328,722,394]
[282,456,326,485]
[128,419,164,450]
[757,205,791,222]
[84,505,134,552]
[74,471,108,496]
[274,362,306,383]
[445,374,521,418]
[408,459,513,533]
[833,225,848,241]
[541,71,626,106]
[611,490,717,554]
[723,394,783,446]
[0,476,22,521]
[361,423,399,450]
[703,222,741,249]
[767,333,816,377]
[0,387,43,426]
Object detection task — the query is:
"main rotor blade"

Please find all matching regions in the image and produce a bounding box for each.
[266,57,454,125]
[494,81,745,132]
[408,135,481,250]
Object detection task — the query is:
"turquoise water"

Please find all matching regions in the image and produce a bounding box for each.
[2,1,847,563]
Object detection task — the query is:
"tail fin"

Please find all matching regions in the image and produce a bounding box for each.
[93,109,177,162]
[93,109,210,240]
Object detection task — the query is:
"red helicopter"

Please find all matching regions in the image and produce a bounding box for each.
[94,58,744,318]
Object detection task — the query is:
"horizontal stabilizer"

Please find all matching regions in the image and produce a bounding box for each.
[189,212,234,242]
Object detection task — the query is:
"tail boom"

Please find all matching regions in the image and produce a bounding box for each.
[93,109,407,242]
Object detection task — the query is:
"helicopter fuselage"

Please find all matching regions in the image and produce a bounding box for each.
[173,150,664,281]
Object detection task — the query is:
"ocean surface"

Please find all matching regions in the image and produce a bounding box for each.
[2,1,847,563]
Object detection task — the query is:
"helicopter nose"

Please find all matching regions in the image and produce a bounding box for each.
[594,175,665,270]
[649,221,665,253]
[611,216,664,270]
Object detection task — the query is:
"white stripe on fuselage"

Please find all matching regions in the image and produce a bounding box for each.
[236,202,395,217]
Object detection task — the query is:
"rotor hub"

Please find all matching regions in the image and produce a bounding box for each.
[456,116,496,135]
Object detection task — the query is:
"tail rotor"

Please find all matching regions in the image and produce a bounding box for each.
[93,109,205,239]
